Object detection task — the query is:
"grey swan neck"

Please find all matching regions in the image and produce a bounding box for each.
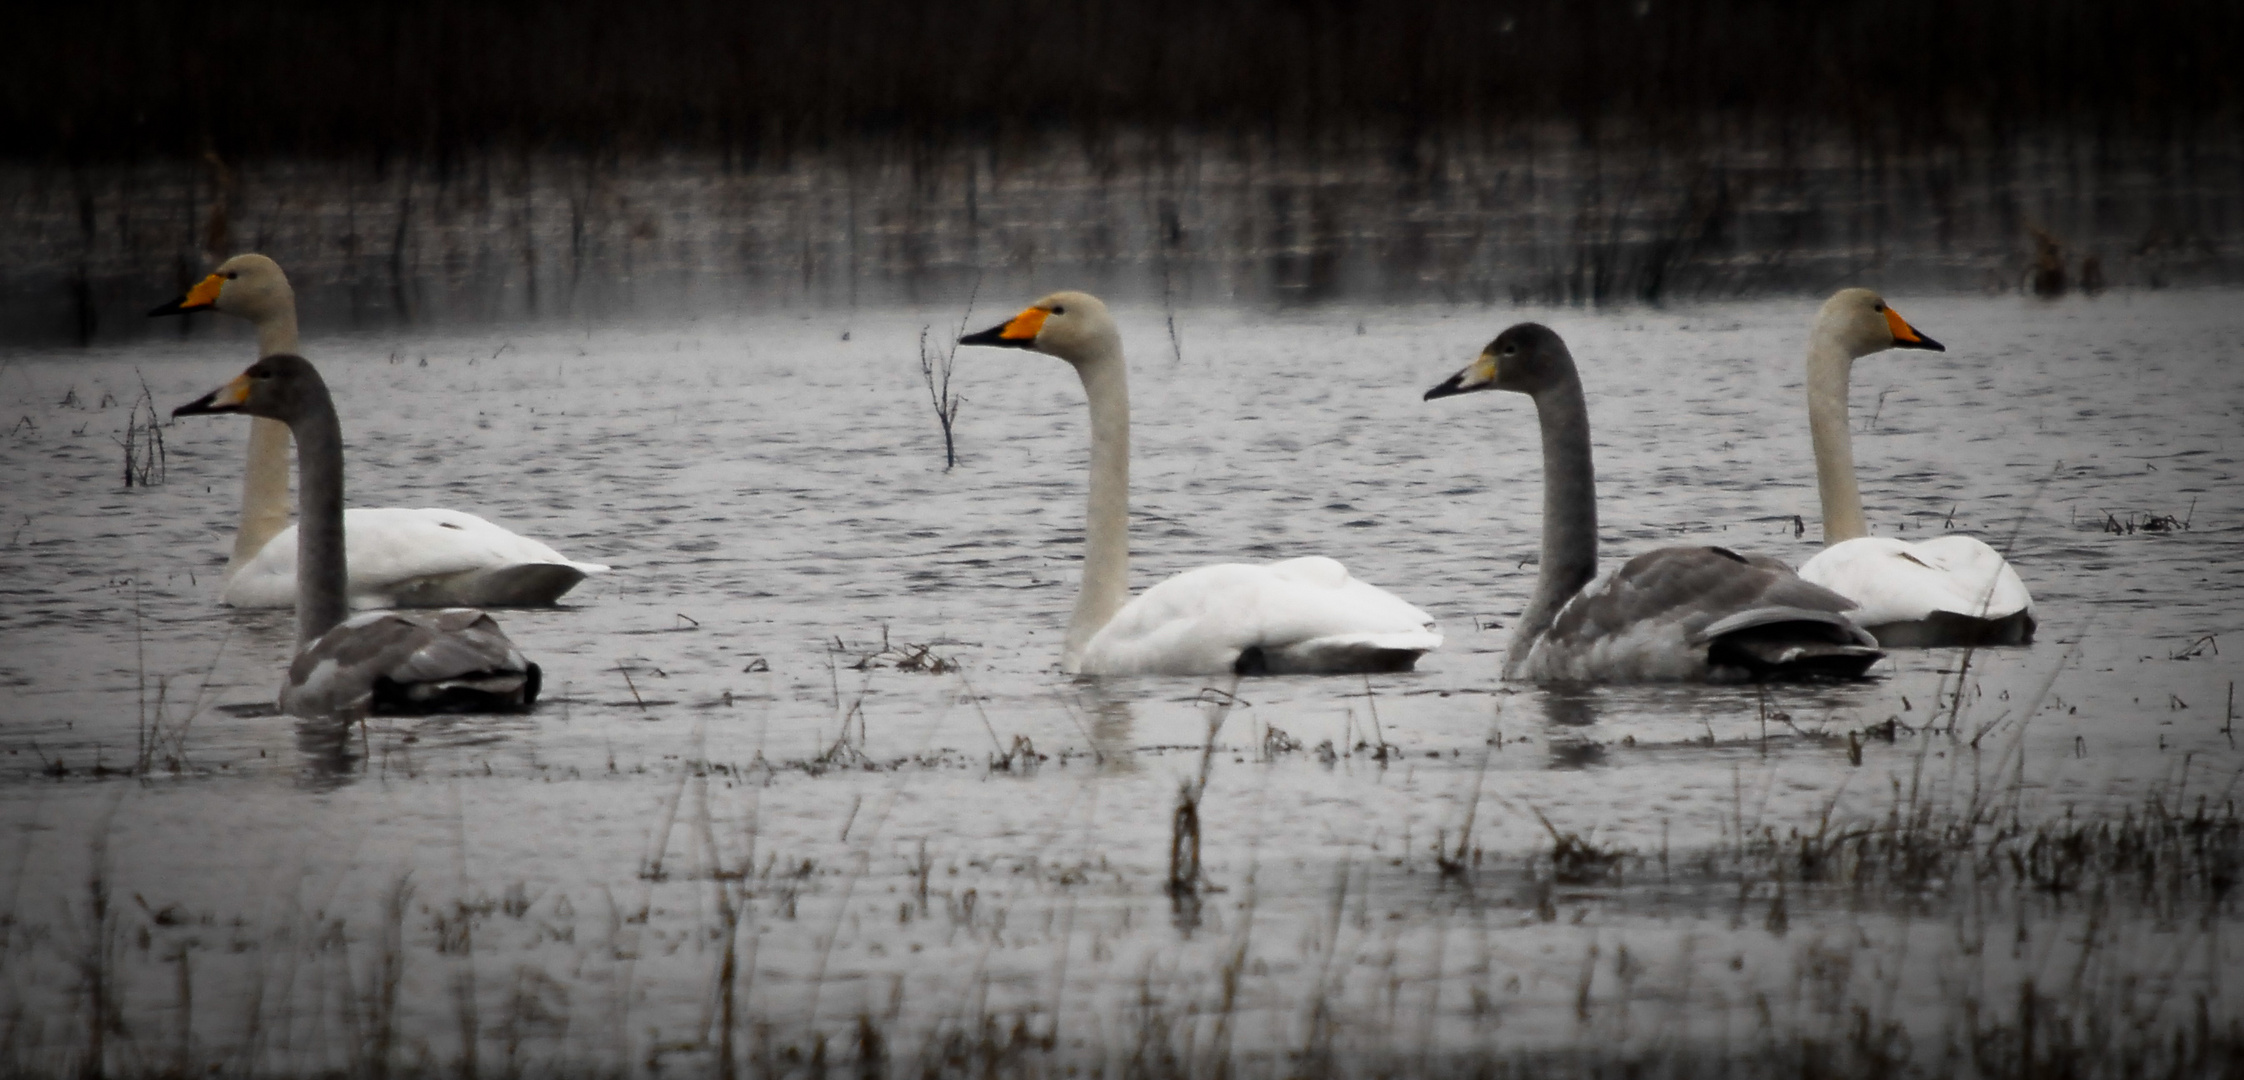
[1063,340,1131,671]
[233,309,303,578]
[1805,331,1868,543]
[287,387,349,646]
[1508,373,1600,677]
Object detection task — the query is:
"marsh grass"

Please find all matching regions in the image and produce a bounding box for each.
[1,751,2237,1078]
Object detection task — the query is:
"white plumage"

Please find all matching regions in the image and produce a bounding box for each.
[223,508,609,609]
[1078,557,1442,676]
[959,292,1440,677]
[153,253,605,609]
[1797,289,2035,646]
[1798,535,2033,646]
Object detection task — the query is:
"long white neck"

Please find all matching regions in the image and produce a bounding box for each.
[1061,341,1131,672]
[228,308,302,579]
[1805,329,1867,543]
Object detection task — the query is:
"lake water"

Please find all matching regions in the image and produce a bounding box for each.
[0,290,2238,1074]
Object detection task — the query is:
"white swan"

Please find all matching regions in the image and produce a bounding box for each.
[1795,289,2036,647]
[174,355,539,719]
[1426,323,1883,683]
[958,291,1441,675]
[151,254,606,608]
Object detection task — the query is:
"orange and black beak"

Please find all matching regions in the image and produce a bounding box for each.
[148,273,226,317]
[1884,305,1943,352]
[959,305,1048,349]
[173,371,253,418]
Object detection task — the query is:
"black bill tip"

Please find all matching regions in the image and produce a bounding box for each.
[1423,372,1468,401]
[148,296,198,318]
[171,389,225,418]
[1895,332,1945,352]
[958,323,1033,349]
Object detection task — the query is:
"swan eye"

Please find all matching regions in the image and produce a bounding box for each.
[1872,301,1884,312]
[224,272,239,280]
[1050,305,1066,315]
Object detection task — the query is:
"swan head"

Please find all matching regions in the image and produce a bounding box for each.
[958,291,1117,366]
[1424,323,1575,401]
[1815,288,1943,359]
[148,253,295,325]
[174,353,328,425]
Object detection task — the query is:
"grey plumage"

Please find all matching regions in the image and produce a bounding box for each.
[1427,325,1882,683]
[175,354,540,720]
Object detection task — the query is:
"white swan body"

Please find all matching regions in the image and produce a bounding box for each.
[960,292,1440,676]
[175,356,539,720]
[1798,289,2035,646]
[1426,324,1882,684]
[1079,556,1443,676]
[1798,535,2033,647]
[153,253,605,608]
[224,508,610,609]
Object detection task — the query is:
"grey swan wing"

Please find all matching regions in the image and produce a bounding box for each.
[283,609,540,718]
[1541,547,1882,681]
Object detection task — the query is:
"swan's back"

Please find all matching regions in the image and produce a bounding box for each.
[281,608,541,719]
[1078,556,1442,676]
[225,508,607,608]
[1517,546,1882,682]
[1799,535,2035,645]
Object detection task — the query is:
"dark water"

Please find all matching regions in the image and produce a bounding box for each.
[0,292,2238,1072]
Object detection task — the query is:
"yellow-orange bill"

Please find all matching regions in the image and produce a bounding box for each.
[999,307,1049,341]
[182,273,225,310]
[1883,306,1925,344]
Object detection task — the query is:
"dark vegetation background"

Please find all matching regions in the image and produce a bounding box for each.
[16,0,2237,159]
[4,0,2239,339]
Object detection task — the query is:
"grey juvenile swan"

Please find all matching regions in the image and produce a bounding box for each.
[175,354,541,719]
[1425,323,1883,683]
[152,254,606,609]
[959,291,1441,675]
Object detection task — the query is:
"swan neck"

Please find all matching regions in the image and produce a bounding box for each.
[229,417,295,578]
[255,306,300,359]
[1806,334,1867,543]
[1063,342,1131,670]
[1509,375,1600,676]
[290,395,349,646]
[229,305,302,582]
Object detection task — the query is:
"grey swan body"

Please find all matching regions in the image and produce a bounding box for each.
[1426,324,1883,683]
[1793,289,2035,646]
[152,254,605,609]
[175,355,540,720]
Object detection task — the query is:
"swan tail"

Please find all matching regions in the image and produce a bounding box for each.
[387,563,591,607]
[1699,607,1884,681]
[373,661,540,714]
[1861,609,2036,648]
[1245,631,1443,675]
[1708,637,1886,681]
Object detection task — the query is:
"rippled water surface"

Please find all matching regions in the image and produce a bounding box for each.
[1,291,2239,1071]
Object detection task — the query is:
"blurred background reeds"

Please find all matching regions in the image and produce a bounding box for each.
[4,0,2239,337]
